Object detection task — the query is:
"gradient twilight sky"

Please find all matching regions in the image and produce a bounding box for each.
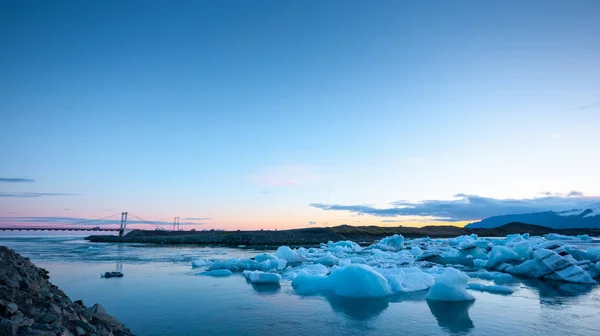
[1,1,600,230]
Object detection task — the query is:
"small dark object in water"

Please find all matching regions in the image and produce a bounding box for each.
[102,271,124,278]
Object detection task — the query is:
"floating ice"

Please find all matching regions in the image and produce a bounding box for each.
[425,268,475,301]
[191,259,212,268]
[486,246,521,269]
[467,271,513,280]
[325,240,362,253]
[533,249,596,284]
[292,264,391,298]
[327,264,391,298]
[258,258,287,271]
[316,253,339,267]
[209,260,235,271]
[371,234,405,251]
[235,258,259,271]
[467,283,514,294]
[275,246,304,264]
[380,267,435,293]
[254,253,278,263]
[473,259,487,268]
[291,272,331,295]
[200,269,233,277]
[242,271,281,284]
[410,246,423,256]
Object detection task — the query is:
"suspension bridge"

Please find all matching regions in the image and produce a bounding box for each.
[0,212,180,237]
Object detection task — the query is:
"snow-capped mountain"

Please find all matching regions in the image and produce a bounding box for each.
[466,206,600,229]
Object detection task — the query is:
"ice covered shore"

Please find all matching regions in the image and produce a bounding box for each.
[192,233,600,301]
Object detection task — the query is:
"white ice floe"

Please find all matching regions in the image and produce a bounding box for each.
[467,283,514,294]
[324,240,362,253]
[242,270,281,284]
[425,267,475,301]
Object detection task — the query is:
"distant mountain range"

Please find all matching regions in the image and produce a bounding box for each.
[466,205,600,229]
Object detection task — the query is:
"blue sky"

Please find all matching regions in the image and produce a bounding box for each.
[1,1,599,229]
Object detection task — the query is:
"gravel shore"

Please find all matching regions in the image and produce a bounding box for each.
[0,246,133,336]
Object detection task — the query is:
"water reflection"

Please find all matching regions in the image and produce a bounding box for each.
[250,283,281,295]
[325,295,389,320]
[426,300,474,335]
[523,279,597,305]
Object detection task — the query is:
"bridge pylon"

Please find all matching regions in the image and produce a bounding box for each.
[173,217,180,231]
[119,212,128,238]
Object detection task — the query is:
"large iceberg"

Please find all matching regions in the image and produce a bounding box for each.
[292,264,391,298]
[425,268,475,301]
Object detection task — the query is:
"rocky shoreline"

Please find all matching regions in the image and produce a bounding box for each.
[0,246,133,336]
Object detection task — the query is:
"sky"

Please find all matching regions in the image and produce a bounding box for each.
[1,1,600,230]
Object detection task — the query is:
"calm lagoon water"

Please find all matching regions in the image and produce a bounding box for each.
[2,234,599,336]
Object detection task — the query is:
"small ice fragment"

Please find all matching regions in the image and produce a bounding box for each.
[243,271,281,284]
[425,267,475,301]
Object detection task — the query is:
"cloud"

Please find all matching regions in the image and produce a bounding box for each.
[183,217,213,221]
[310,193,600,222]
[308,221,316,225]
[0,178,35,183]
[380,220,402,223]
[253,165,325,187]
[0,192,78,198]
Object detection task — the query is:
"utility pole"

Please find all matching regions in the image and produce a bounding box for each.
[119,212,128,238]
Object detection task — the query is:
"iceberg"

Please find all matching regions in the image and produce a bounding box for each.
[275,246,304,264]
[291,272,331,295]
[486,246,521,269]
[371,234,405,251]
[292,264,391,298]
[326,240,362,253]
[328,264,392,298]
[235,258,259,271]
[533,249,596,284]
[316,253,339,267]
[425,268,475,301]
[381,268,435,293]
[466,283,514,294]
